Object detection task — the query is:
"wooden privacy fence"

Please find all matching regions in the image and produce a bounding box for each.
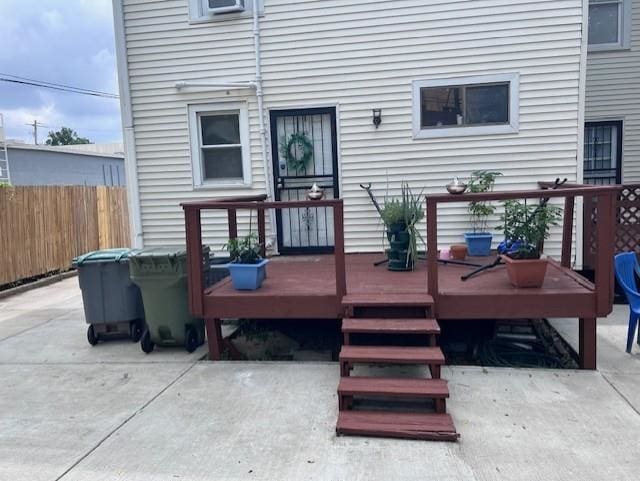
[0,186,130,286]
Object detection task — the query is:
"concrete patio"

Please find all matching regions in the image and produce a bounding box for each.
[1,277,639,481]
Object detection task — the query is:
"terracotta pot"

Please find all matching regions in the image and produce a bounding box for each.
[450,244,468,261]
[501,255,548,288]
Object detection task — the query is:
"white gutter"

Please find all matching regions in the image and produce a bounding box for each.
[112,0,144,248]
[252,0,277,246]
[175,80,257,90]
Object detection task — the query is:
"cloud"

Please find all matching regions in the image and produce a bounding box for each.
[40,9,66,32]
[0,0,122,144]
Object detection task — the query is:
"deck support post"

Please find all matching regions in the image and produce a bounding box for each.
[257,207,266,257]
[561,196,575,268]
[185,207,204,318]
[579,317,597,370]
[426,198,438,316]
[205,318,223,361]
[334,202,347,300]
[228,209,238,240]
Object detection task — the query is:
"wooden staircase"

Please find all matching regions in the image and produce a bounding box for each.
[336,293,459,441]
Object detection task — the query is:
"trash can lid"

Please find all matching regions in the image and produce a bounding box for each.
[73,248,134,266]
[128,246,188,259]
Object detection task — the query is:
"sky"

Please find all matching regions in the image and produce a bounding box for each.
[0,0,122,144]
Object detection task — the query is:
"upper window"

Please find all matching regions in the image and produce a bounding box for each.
[412,74,519,139]
[188,103,251,188]
[588,0,632,51]
[188,0,263,23]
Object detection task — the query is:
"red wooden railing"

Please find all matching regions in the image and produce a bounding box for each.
[182,196,346,318]
[425,185,622,318]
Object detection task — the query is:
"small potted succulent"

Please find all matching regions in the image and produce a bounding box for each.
[497,200,562,288]
[464,170,502,256]
[379,183,425,271]
[224,233,269,290]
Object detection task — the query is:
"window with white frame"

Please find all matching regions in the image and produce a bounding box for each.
[588,0,632,50]
[412,74,519,139]
[188,0,263,23]
[188,103,251,187]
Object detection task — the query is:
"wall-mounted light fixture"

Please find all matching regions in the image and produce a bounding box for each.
[372,109,382,129]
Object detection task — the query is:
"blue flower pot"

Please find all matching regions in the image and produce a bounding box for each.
[464,233,493,256]
[226,259,269,290]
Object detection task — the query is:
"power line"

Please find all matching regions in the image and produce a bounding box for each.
[0,73,117,96]
[0,73,119,99]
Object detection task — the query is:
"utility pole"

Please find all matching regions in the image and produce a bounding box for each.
[25,120,47,145]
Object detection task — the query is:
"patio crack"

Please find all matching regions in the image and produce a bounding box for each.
[54,361,198,481]
[601,372,640,417]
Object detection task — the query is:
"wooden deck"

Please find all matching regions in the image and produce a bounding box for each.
[204,253,597,320]
[183,186,621,372]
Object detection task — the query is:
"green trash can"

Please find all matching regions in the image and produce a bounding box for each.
[129,246,209,354]
[72,248,145,346]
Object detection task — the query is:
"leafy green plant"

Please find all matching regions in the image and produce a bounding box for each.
[467,170,502,233]
[224,233,263,264]
[379,182,425,269]
[498,200,562,259]
[379,198,404,227]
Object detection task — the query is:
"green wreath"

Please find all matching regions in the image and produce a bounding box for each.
[280,132,313,173]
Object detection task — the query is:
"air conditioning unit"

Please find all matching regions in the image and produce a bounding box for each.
[208,0,245,14]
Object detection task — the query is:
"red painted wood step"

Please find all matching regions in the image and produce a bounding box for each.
[341,293,434,308]
[342,318,440,335]
[336,411,459,441]
[339,345,445,365]
[338,377,449,399]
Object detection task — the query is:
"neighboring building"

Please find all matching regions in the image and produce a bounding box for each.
[1,143,125,186]
[113,0,588,254]
[585,0,639,184]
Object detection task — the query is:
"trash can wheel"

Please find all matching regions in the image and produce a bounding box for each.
[140,329,154,354]
[87,325,99,346]
[185,325,199,353]
[129,319,144,343]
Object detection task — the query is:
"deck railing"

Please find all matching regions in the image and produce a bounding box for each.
[424,185,622,318]
[182,196,346,318]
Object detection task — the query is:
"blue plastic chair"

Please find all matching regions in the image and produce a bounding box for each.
[614,252,640,353]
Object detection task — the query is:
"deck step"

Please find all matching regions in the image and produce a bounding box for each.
[339,345,445,365]
[338,377,449,399]
[341,293,434,309]
[342,318,440,335]
[336,411,458,441]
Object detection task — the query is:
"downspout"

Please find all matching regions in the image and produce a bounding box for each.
[112,0,144,248]
[575,0,590,269]
[252,0,277,247]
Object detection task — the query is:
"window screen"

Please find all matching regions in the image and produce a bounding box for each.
[199,113,244,180]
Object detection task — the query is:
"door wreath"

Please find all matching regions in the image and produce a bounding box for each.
[280,132,313,173]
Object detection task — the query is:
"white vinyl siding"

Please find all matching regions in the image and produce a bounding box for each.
[121,0,585,256]
[586,0,640,182]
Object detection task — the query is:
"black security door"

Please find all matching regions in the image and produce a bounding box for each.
[270,108,339,254]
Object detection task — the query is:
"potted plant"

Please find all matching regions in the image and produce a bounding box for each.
[464,170,502,256]
[379,183,425,271]
[497,200,562,288]
[224,233,269,290]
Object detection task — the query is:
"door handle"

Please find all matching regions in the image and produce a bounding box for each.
[276,178,284,190]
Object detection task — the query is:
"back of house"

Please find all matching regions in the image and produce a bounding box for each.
[114,0,588,255]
